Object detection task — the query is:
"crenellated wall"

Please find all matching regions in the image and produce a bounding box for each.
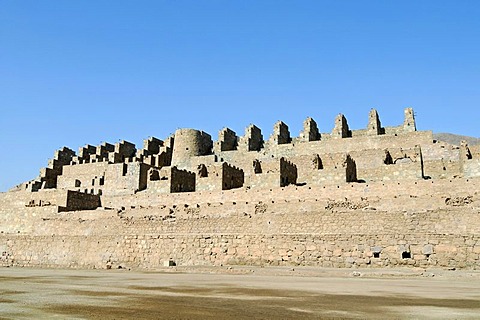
[3,107,480,271]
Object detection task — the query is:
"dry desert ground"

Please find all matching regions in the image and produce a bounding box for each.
[1,266,480,319]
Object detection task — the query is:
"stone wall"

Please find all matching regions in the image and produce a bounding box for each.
[464,159,480,178]
[4,108,480,271]
[195,163,244,192]
[1,177,480,269]
[170,167,195,193]
[104,162,151,196]
[58,190,101,212]
[214,128,238,152]
[57,162,109,193]
[2,233,479,270]
[280,157,297,187]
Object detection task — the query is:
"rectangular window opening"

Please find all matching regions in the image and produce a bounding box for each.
[402,252,411,259]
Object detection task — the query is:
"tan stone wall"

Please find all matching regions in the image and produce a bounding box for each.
[464,159,480,178]
[104,162,150,195]
[57,162,109,192]
[170,167,195,193]
[6,109,480,271]
[58,190,101,212]
[1,177,480,270]
[1,227,478,270]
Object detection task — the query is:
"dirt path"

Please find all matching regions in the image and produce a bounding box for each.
[1,266,479,319]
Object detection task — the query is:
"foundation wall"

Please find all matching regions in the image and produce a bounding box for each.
[1,178,479,270]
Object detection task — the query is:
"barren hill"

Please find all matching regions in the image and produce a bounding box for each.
[434,133,480,146]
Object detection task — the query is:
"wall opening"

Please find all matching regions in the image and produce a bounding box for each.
[253,160,262,174]
[149,169,160,181]
[373,252,380,258]
[384,151,394,165]
[402,252,411,259]
[122,163,128,176]
[197,164,208,178]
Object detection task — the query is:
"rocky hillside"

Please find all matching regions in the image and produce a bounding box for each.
[434,133,480,146]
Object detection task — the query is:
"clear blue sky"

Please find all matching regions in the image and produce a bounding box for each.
[1,1,479,191]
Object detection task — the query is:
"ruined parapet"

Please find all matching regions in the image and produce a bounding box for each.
[137,137,164,165]
[156,149,173,167]
[171,129,213,166]
[95,143,114,161]
[299,117,321,142]
[116,140,137,159]
[53,147,76,164]
[344,154,357,182]
[404,108,416,132]
[108,140,137,163]
[48,147,76,171]
[78,145,96,162]
[164,135,175,149]
[269,121,291,145]
[32,147,77,190]
[170,166,196,193]
[367,109,384,135]
[280,157,297,187]
[332,114,351,138]
[24,180,43,192]
[214,127,238,152]
[154,135,174,168]
[142,137,163,155]
[239,124,263,152]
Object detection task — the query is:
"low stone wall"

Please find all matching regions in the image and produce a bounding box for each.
[58,190,101,212]
[1,233,478,270]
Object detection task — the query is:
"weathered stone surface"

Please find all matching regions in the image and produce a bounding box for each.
[2,108,480,270]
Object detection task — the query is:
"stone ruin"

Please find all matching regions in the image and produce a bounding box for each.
[18,108,435,200]
[1,108,480,270]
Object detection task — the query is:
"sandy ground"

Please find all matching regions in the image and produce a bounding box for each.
[0,266,480,319]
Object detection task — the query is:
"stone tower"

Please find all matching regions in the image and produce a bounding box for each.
[171,129,213,166]
[332,114,351,138]
[367,109,383,135]
[404,108,416,132]
[300,117,321,142]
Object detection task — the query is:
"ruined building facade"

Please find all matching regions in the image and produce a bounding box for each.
[1,108,480,270]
